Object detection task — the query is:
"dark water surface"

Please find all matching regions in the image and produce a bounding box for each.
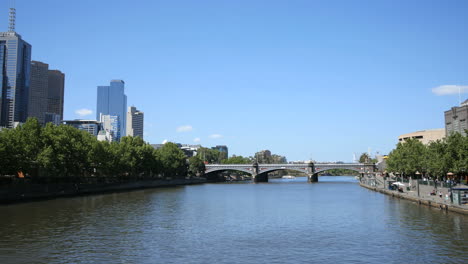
[0,176,467,264]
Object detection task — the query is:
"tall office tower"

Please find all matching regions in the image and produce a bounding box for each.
[96,80,127,140]
[28,61,65,125]
[126,106,144,139]
[28,61,48,124]
[0,8,32,128]
[100,114,120,142]
[47,69,64,121]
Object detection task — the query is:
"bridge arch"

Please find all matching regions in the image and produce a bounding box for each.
[314,167,363,174]
[257,168,310,176]
[204,166,254,176]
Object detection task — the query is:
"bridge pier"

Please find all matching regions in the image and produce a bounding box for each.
[253,173,268,183]
[308,173,318,183]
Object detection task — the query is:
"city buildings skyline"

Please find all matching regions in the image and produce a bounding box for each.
[1,2,467,161]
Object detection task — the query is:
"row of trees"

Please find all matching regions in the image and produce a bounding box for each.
[0,118,206,182]
[196,147,227,164]
[386,132,468,180]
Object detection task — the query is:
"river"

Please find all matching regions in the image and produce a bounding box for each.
[0,176,467,263]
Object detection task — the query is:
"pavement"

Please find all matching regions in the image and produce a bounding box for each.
[361,175,468,210]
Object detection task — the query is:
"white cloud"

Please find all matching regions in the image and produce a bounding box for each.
[432,85,468,96]
[176,125,193,132]
[162,139,168,144]
[194,137,201,142]
[75,108,93,117]
[209,134,223,139]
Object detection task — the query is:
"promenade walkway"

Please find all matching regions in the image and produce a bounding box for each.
[360,175,468,215]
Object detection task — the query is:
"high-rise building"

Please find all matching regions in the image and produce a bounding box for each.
[96,80,127,140]
[0,8,32,128]
[28,61,65,125]
[47,69,64,121]
[28,61,48,124]
[445,99,468,136]
[126,106,144,139]
[100,114,120,142]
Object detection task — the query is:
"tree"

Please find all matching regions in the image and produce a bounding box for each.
[156,142,187,178]
[197,147,222,163]
[359,153,370,163]
[221,155,252,164]
[188,156,205,177]
[38,123,95,179]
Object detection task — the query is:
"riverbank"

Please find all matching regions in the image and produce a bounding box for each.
[0,178,207,204]
[360,176,468,215]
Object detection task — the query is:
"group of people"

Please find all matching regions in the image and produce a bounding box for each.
[430,189,451,200]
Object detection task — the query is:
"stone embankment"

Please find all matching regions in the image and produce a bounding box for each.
[360,175,468,215]
[0,178,207,204]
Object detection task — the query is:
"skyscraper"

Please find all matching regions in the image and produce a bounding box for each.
[47,69,65,121]
[0,8,32,128]
[28,61,65,125]
[96,80,127,140]
[126,106,144,139]
[28,61,48,124]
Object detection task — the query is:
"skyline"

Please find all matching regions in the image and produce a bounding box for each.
[2,0,468,161]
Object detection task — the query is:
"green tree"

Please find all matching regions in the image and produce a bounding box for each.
[156,142,187,178]
[359,153,370,163]
[425,139,447,179]
[0,118,43,176]
[188,156,205,177]
[221,155,252,164]
[197,147,222,163]
[38,123,95,179]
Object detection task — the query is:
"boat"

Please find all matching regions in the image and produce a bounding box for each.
[282,175,296,179]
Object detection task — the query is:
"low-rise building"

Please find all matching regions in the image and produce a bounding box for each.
[398,129,445,145]
[62,120,102,136]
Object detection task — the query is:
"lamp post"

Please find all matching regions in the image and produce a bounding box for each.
[415,171,421,197]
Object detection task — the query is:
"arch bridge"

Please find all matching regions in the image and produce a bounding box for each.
[205,163,376,182]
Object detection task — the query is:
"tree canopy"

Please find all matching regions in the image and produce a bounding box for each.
[0,118,203,182]
[386,132,468,179]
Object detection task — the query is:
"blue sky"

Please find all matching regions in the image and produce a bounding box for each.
[2,0,468,161]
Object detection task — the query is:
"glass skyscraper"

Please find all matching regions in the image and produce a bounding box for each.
[0,9,32,128]
[96,80,127,140]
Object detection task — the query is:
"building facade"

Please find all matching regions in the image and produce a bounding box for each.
[0,9,32,128]
[445,99,468,136]
[62,120,102,136]
[100,114,120,142]
[47,69,65,121]
[28,61,65,125]
[96,80,127,140]
[28,61,48,124]
[398,129,446,144]
[126,106,144,139]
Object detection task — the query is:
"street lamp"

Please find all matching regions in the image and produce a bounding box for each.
[415,171,421,197]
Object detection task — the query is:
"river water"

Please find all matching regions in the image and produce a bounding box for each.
[0,176,467,264]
